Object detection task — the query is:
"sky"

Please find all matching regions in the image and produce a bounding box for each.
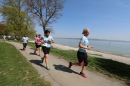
[1,0,130,41]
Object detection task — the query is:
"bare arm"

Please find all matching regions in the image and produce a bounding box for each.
[79,42,87,49]
[79,42,93,50]
[40,39,44,44]
[51,40,54,43]
[48,39,54,43]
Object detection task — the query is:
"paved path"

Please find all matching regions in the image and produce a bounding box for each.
[9,42,127,86]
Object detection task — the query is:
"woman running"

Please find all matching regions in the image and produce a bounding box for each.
[34,34,41,56]
[41,30,54,70]
[22,35,28,51]
[68,28,93,78]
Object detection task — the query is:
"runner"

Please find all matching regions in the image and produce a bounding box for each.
[34,34,38,54]
[68,28,93,78]
[3,35,6,42]
[41,30,54,70]
[34,34,41,56]
[7,35,11,41]
[22,35,28,51]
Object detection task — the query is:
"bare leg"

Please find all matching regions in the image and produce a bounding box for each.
[23,44,24,50]
[72,63,78,65]
[45,54,49,67]
[69,62,78,68]
[39,47,41,52]
[39,47,41,55]
[4,39,5,42]
[34,48,38,53]
[81,63,86,73]
[72,61,83,66]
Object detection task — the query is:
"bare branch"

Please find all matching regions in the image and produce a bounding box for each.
[25,0,65,32]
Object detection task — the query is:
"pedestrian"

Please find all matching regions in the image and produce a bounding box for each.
[7,35,11,41]
[22,35,28,51]
[41,30,54,70]
[34,34,41,56]
[68,28,93,78]
[3,35,6,42]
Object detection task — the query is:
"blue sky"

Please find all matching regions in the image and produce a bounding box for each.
[1,0,130,41]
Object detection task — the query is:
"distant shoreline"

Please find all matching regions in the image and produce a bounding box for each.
[51,43,130,65]
[54,37,130,43]
[52,42,130,58]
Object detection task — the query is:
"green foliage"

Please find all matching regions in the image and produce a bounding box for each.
[0,42,50,86]
[0,0,36,38]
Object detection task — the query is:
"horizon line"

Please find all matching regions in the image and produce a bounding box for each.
[53,37,130,42]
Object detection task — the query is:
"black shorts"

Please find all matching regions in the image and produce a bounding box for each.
[36,44,41,48]
[77,51,88,66]
[42,47,50,54]
[23,43,27,48]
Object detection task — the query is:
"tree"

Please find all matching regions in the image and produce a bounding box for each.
[0,21,6,35]
[25,0,65,32]
[0,0,36,39]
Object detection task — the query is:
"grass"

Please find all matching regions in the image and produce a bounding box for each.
[51,48,130,85]
[13,41,130,85]
[90,53,102,56]
[0,42,50,86]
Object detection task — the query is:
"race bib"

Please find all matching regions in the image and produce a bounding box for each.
[42,43,47,46]
[37,43,41,45]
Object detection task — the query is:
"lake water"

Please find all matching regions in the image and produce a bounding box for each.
[54,38,130,57]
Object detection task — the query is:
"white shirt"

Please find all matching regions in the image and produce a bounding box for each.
[22,37,28,43]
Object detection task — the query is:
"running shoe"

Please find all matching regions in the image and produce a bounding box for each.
[80,72,87,78]
[41,58,44,63]
[46,66,50,70]
[68,62,72,68]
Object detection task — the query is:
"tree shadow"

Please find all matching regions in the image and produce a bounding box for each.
[53,64,79,75]
[29,60,46,69]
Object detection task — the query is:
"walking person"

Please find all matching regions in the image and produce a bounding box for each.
[22,35,28,51]
[68,28,93,78]
[3,35,6,42]
[7,35,11,41]
[34,34,41,56]
[41,30,54,70]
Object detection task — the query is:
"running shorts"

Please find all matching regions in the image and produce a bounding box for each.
[23,43,27,48]
[42,46,50,54]
[77,51,88,66]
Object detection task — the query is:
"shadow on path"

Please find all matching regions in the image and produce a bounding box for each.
[29,52,37,55]
[53,64,79,75]
[19,49,23,51]
[30,60,46,69]
[30,48,35,50]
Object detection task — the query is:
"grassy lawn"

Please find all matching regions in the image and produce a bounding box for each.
[12,41,130,85]
[50,48,130,85]
[0,42,50,86]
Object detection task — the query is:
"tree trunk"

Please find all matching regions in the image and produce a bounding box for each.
[43,26,45,32]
